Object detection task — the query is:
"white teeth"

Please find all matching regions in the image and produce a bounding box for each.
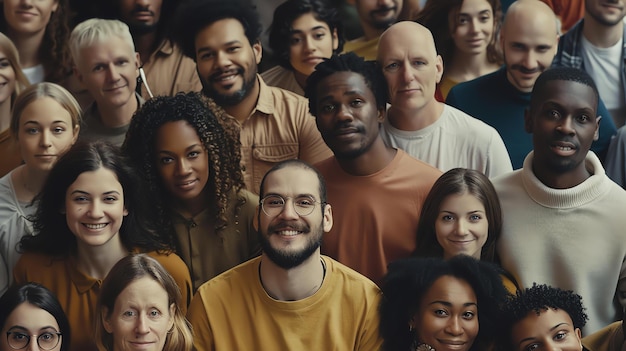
[85,223,106,229]
[181,180,195,186]
[556,146,572,151]
[277,230,301,236]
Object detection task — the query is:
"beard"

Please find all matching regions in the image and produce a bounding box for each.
[259,220,323,270]
[201,66,257,106]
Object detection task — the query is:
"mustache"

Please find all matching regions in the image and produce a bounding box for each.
[509,64,542,74]
[332,121,365,135]
[267,221,310,234]
[130,5,154,17]
[370,6,396,15]
[209,68,244,81]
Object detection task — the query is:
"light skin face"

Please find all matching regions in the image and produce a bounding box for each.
[17,97,79,172]
[526,80,600,186]
[0,49,17,106]
[412,275,479,351]
[257,166,333,269]
[500,1,559,93]
[288,12,338,78]
[313,71,384,160]
[378,22,443,113]
[3,0,58,36]
[450,0,495,56]
[585,0,626,27]
[119,0,162,29]
[65,167,128,251]
[75,36,140,110]
[0,302,62,351]
[435,192,489,260]
[155,120,210,210]
[510,309,582,351]
[103,277,174,351]
[194,18,262,106]
[353,0,402,32]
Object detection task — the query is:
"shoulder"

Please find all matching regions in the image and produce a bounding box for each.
[195,257,259,297]
[396,150,442,177]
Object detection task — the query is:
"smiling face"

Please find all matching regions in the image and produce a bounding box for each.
[258,166,332,269]
[119,0,163,30]
[526,80,600,183]
[154,120,210,209]
[585,0,626,27]
[3,0,58,36]
[378,22,443,113]
[450,0,495,56]
[75,36,140,110]
[0,48,17,107]
[0,302,62,351]
[288,12,338,78]
[194,18,261,107]
[435,192,489,260]
[17,97,79,172]
[510,309,582,351]
[413,275,479,351]
[65,167,128,250]
[354,0,402,32]
[103,277,174,351]
[313,71,383,160]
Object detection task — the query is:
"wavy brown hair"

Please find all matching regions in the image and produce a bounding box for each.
[123,92,244,247]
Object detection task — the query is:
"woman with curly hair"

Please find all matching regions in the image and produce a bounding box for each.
[1,0,72,84]
[13,140,192,351]
[380,255,508,351]
[417,0,503,100]
[123,92,260,291]
[496,284,588,351]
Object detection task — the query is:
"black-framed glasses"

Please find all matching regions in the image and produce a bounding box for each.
[6,331,62,350]
[260,195,324,217]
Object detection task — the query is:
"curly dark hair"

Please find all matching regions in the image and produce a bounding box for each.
[380,255,508,351]
[1,0,73,83]
[495,283,588,350]
[268,0,345,70]
[305,52,388,116]
[172,0,262,59]
[416,0,503,67]
[123,92,244,245]
[19,141,171,256]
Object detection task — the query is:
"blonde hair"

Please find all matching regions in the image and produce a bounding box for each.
[10,82,82,138]
[94,254,193,351]
[0,33,30,105]
[69,18,135,67]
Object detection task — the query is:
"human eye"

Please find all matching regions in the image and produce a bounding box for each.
[412,60,426,68]
[103,195,118,202]
[264,196,284,207]
[350,99,364,108]
[39,332,54,341]
[122,310,137,318]
[9,332,28,341]
[462,310,476,319]
[226,46,241,53]
[188,150,201,158]
[0,59,10,68]
[73,195,89,203]
[289,35,302,45]
[576,114,591,123]
[441,214,454,222]
[434,309,448,317]
[160,156,174,164]
[458,15,469,24]
[116,59,129,66]
[384,62,399,72]
[295,196,315,207]
[149,309,162,318]
[524,343,539,351]
[554,331,568,340]
[313,31,326,40]
[92,64,105,72]
[26,127,40,135]
[321,103,336,113]
[480,14,491,22]
[537,45,552,53]
[52,126,66,134]
[469,214,482,222]
[198,51,214,60]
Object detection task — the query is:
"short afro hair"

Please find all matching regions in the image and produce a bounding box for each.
[172,0,262,59]
[531,66,599,112]
[496,284,588,350]
[304,52,388,116]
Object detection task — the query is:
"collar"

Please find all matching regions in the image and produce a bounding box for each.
[154,38,175,57]
[66,255,101,294]
[254,75,275,117]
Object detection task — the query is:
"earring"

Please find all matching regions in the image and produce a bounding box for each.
[409,324,414,332]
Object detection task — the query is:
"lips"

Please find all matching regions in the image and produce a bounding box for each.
[83,223,107,229]
[104,84,128,92]
[210,69,242,83]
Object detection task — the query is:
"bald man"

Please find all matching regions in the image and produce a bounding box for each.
[377,21,511,177]
[447,0,616,168]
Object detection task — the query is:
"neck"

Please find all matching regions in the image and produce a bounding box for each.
[583,15,624,48]
[173,189,210,218]
[445,50,499,82]
[222,76,260,123]
[75,239,128,280]
[97,95,138,128]
[361,24,383,41]
[7,29,44,68]
[293,69,308,90]
[133,32,159,66]
[531,160,591,189]
[14,165,48,202]
[387,100,444,131]
[336,138,397,176]
[259,251,325,301]
[0,98,11,131]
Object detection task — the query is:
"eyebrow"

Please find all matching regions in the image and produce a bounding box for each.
[428,300,477,307]
[7,325,59,332]
[70,190,121,196]
[264,192,317,199]
[158,144,203,154]
[440,210,485,214]
[318,89,365,103]
[22,120,69,126]
[517,323,570,345]
[197,40,242,54]
[291,25,327,34]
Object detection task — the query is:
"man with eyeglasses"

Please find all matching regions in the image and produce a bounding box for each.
[186,159,383,351]
[305,52,442,285]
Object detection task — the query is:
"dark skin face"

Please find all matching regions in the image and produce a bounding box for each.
[525,79,600,189]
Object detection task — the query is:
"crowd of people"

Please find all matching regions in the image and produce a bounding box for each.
[1,0,626,350]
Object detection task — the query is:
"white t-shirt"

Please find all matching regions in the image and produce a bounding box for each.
[21,64,45,84]
[581,35,626,127]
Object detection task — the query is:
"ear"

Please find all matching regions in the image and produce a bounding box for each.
[322,203,333,233]
[102,307,113,334]
[435,55,444,84]
[74,66,85,88]
[332,28,339,51]
[123,207,129,217]
[593,115,601,141]
[168,303,175,330]
[134,52,141,70]
[524,107,533,134]
[252,40,263,65]
[71,124,80,144]
[575,327,582,346]
[377,106,385,123]
[51,0,59,12]
[253,206,260,232]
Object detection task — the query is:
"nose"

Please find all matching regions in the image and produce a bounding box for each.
[135,0,150,5]
[401,62,415,84]
[455,219,468,236]
[557,116,576,136]
[106,63,121,82]
[19,0,33,7]
[377,0,393,7]
[277,198,299,220]
[522,51,537,70]
[39,130,52,149]
[469,18,479,34]
[88,200,104,218]
[335,103,354,123]
[136,315,150,334]
[445,317,463,336]
[304,37,316,53]
[215,51,232,69]
[27,339,38,351]
[175,158,191,176]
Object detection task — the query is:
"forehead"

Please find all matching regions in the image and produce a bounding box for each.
[115,276,169,307]
[458,0,493,12]
[511,308,574,342]
[532,80,597,112]
[291,12,331,31]
[378,28,436,62]
[155,120,202,148]
[422,275,477,304]
[440,192,486,212]
[78,36,135,63]
[4,302,60,331]
[68,167,123,193]
[502,13,557,47]
[195,18,250,50]
[315,71,373,101]
[263,166,321,198]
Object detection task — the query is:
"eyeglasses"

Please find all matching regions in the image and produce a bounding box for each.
[6,331,62,350]
[260,195,324,217]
